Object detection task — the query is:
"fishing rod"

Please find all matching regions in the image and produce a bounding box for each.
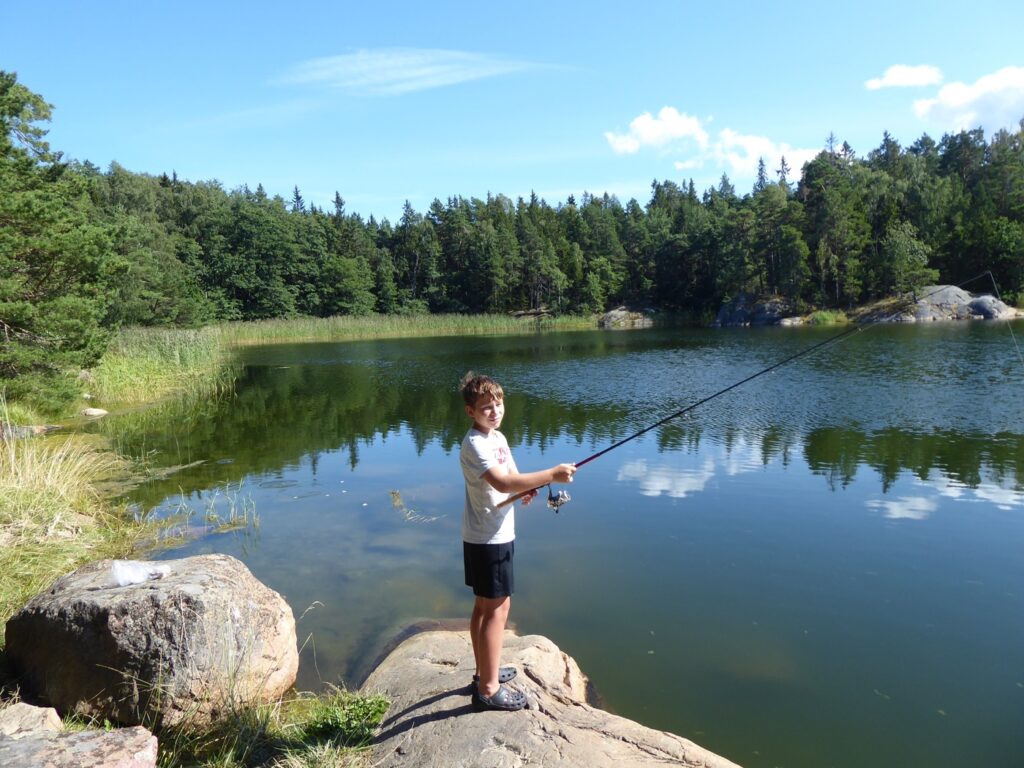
[499,272,1013,512]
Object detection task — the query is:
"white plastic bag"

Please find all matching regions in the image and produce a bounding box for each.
[110,560,170,587]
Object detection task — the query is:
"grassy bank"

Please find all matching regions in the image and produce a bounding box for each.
[219,311,596,346]
[0,414,144,633]
[91,326,237,405]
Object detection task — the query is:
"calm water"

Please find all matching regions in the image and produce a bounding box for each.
[106,323,1024,768]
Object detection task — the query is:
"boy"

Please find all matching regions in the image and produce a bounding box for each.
[459,372,576,712]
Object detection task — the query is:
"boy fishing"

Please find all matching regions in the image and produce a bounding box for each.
[459,371,576,711]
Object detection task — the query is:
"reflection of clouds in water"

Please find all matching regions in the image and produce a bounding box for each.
[617,458,716,498]
[863,476,1023,520]
[866,496,938,521]
[917,476,1023,511]
[974,484,1023,510]
[616,438,763,498]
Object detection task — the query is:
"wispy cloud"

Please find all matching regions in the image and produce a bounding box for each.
[277,48,534,95]
[606,106,819,183]
[913,65,1024,133]
[865,64,943,90]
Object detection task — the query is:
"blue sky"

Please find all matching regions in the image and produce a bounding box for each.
[3,1,1023,222]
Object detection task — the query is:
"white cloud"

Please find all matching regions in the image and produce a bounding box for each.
[605,107,709,155]
[277,48,533,95]
[914,66,1024,133]
[606,107,818,186]
[865,64,943,90]
[866,495,938,521]
[713,129,819,180]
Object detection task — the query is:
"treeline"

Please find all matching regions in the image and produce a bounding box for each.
[2,70,1023,410]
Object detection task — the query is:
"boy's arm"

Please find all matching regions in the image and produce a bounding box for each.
[481,463,576,495]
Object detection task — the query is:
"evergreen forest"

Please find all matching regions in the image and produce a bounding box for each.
[2,71,1023,409]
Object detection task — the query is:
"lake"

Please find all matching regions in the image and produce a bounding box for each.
[106,321,1024,768]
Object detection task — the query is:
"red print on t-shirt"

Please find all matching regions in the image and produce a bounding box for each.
[494,445,509,465]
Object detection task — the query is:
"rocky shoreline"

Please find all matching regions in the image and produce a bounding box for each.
[2,556,742,767]
[713,285,1021,327]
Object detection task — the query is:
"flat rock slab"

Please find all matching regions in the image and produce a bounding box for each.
[0,725,156,768]
[362,630,742,768]
[0,702,63,738]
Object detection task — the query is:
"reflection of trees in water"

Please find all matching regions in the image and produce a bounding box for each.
[104,360,1022,511]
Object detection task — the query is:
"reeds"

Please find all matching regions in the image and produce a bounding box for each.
[219,313,594,346]
[92,327,237,404]
[0,404,143,632]
[806,309,850,325]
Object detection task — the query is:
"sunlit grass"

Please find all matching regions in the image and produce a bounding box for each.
[806,309,850,325]
[91,327,237,405]
[154,687,389,767]
[219,312,595,346]
[0,402,144,636]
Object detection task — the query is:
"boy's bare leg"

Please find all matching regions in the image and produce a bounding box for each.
[471,595,510,697]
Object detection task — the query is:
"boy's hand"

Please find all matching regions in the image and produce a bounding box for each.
[520,489,539,506]
[552,463,577,483]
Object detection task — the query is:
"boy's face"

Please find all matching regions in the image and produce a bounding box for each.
[466,396,504,433]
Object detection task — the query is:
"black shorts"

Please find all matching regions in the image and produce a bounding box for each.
[463,540,515,598]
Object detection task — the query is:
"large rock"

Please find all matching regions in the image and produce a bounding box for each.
[599,306,656,329]
[4,554,298,727]
[887,285,1019,322]
[715,294,797,327]
[362,630,742,768]
[0,725,157,767]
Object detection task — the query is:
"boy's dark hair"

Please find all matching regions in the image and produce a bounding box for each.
[460,371,504,406]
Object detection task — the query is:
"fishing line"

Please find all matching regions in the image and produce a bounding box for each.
[983,270,1024,367]
[500,272,1009,510]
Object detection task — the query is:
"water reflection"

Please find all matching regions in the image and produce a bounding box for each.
[96,325,1024,768]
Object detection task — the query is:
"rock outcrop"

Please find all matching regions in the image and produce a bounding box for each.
[0,702,158,768]
[715,294,798,327]
[599,306,656,328]
[897,285,1019,322]
[361,629,742,768]
[4,554,298,727]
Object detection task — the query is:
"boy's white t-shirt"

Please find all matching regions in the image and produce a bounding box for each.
[460,427,517,544]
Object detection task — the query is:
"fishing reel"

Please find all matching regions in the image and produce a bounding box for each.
[546,485,571,512]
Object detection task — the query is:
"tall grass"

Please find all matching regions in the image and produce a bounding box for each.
[92,327,237,405]
[0,405,144,634]
[219,312,595,346]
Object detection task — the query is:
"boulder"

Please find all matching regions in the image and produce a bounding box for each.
[362,630,742,768]
[895,285,1018,322]
[599,307,656,329]
[715,294,797,327]
[0,725,157,767]
[80,408,109,418]
[4,554,298,727]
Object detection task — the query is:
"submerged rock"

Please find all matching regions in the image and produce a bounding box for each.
[361,629,742,767]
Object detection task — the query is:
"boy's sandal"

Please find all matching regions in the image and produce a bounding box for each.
[473,684,528,712]
[472,666,517,688]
